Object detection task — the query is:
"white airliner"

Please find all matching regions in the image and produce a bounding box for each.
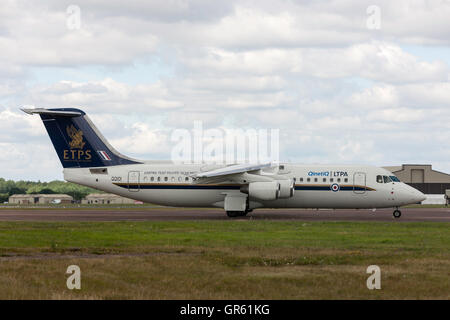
[22,107,426,218]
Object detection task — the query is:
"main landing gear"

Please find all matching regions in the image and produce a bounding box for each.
[226,209,252,218]
[226,211,244,217]
[224,194,253,218]
[393,208,402,219]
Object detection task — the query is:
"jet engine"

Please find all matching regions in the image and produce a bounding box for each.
[278,179,295,198]
[241,181,280,201]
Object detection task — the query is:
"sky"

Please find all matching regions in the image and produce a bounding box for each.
[1,0,450,181]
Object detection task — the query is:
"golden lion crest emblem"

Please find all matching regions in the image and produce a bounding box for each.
[66,125,85,149]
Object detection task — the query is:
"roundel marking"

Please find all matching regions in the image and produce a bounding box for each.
[331,183,340,192]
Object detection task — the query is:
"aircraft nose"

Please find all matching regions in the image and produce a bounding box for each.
[415,190,426,203]
[409,188,426,204]
[402,185,426,205]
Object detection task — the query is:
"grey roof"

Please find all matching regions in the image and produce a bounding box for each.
[9,194,73,199]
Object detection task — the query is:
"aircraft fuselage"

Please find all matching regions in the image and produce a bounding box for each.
[64,163,425,210]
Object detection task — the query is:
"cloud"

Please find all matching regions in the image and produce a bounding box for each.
[347,82,450,110]
[2,0,450,72]
[0,142,61,181]
[180,42,448,83]
[110,122,172,158]
[0,1,159,68]
[1,0,450,180]
[0,108,46,142]
[26,79,183,113]
[297,42,448,82]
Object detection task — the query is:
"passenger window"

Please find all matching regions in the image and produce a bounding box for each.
[164,177,168,182]
[178,176,182,182]
[185,177,189,182]
[157,177,161,182]
[307,178,311,182]
[171,177,175,182]
[376,175,383,183]
[300,178,304,182]
[150,176,154,182]
[323,178,327,183]
[344,178,348,183]
[337,178,341,183]
[314,178,318,183]
[330,178,334,183]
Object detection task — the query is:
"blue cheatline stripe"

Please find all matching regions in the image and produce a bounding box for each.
[119,184,241,190]
[114,183,374,191]
[295,186,370,191]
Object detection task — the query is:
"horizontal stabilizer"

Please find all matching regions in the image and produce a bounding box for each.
[21,107,84,117]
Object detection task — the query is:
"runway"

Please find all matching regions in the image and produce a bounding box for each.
[0,207,449,222]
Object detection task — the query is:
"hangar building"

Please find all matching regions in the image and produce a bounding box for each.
[383,164,450,195]
[82,193,138,204]
[9,194,73,204]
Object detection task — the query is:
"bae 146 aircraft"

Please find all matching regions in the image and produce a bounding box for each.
[22,107,426,218]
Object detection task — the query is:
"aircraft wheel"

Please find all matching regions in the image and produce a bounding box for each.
[226,211,245,218]
[393,209,402,219]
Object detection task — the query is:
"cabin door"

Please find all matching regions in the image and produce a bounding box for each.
[353,172,367,194]
[128,171,140,192]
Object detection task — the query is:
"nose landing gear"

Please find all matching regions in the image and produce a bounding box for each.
[393,208,402,219]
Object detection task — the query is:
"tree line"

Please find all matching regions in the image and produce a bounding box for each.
[0,178,101,202]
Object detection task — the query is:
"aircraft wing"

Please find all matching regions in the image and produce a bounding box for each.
[192,163,277,184]
[194,163,273,178]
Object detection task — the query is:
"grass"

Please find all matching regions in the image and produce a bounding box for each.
[0,220,448,299]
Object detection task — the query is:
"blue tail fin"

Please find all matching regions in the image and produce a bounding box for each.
[22,107,141,168]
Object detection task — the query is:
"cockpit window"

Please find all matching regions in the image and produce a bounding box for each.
[376,175,383,183]
[383,176,392,183]
[389,175,400,182]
